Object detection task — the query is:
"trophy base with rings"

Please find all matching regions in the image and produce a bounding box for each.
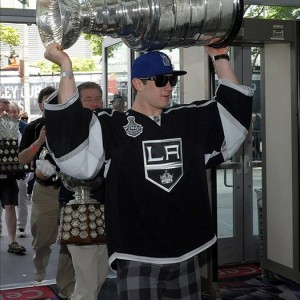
[58,201,106,245]
[0,114,30,174]
[57,174,106,245]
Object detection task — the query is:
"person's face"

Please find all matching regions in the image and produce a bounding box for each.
[134,78,173,111]
[20,114,29,123]
[9,107,19,120]
[80,88,103,110]
[0,101,10,117]
[112,100,122,110]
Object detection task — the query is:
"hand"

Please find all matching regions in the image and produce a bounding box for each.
[36,159,56,177]
[204,46,229,58]
[44,42,72,69]
[204,46,239,84]
[36,126,46,145]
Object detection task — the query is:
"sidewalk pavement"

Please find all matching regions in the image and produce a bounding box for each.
[0,201,59,289]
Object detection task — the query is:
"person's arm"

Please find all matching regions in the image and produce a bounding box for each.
[204,46,239,84]
[19,125,46,165]
[43,42,105,180]
[44,42,77,104]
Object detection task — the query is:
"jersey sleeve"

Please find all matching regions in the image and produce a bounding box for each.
[204,80,253,168]
[44,91,105,180]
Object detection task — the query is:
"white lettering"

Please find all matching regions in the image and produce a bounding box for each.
[5,291,22,298]
[165,145,180,160]
[239,266,257,275]
[11,86,18,99]
[23,289,44,299]
[146,146,164,162]
[146,145,180,162]
[4,87,11,98]
[2,289,45,299]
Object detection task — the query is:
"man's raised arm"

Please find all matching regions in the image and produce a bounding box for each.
[204,46,239,85]
[44,42,77,104]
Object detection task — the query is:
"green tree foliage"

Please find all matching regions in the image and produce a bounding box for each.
[83,33,121,58]
[36,57,96,74]
[82,33,105,57]
[244,5,300,20]
[0,24,21,54]
[0,24,21,46]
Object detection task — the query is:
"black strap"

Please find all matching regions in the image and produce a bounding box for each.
[211,54,230,63]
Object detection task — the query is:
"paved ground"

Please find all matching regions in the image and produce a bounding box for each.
[0,200,118,300]
[0,201,59,289]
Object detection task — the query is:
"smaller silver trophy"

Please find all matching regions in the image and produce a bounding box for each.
[58,174,106,245]
[0,113,30,174]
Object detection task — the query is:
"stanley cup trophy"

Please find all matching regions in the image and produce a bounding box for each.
[58,173,106,245]
[36,0,244,51]
[0,114,30,175]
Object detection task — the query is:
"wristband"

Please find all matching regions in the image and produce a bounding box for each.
[30,143,39,155]
[60,71,74,78]
[211,54,230,63]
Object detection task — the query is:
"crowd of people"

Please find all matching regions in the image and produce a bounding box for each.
[0,42,253,300]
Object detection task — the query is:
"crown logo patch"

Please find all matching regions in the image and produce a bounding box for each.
[160,53,171,66]
[160,170,173,184]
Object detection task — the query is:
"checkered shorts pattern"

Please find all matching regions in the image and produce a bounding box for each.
[116,255,202,300]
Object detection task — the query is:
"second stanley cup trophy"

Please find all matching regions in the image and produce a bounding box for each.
[58,174,106,245]
[36,0,244,51]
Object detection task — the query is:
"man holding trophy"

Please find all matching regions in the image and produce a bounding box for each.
[42,40,253,299]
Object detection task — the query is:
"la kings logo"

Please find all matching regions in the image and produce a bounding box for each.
[142,138,183,192]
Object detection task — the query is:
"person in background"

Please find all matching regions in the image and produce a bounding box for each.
[9,102,27,135]
[0,98,26,254]
[19,111,29,123]
[9,101,29,238]
[111,94,127,112]
[18,87,75,299]
[39,81,108,300]
[44,43,253,300]
[19,111,35,203]
[78,81,104,111]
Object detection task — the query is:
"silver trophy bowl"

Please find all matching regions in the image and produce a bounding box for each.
[36,0,244,51]
[60,173,103,204]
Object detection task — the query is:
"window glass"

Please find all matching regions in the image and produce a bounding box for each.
[1,0,36,9]
[106,42,129,111]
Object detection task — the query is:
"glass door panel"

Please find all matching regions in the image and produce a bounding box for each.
[105,41,130,111]
[217,46,263,265]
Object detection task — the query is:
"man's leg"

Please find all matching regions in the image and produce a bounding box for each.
[56,244,75,299]
[68,244,109,300]
[31,182,60,281]
[1,178,26,254]
[5,205,17,243]
[17,178,28,236]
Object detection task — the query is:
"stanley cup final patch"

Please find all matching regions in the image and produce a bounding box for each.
[123,116,143,137]
[142,138,183,192]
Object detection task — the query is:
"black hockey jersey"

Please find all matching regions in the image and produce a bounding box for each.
[45,80,253,266]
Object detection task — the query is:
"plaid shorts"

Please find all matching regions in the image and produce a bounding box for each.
[116,255,202,300]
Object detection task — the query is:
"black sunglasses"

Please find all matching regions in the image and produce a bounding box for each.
[21,117,28,121]
[140,75,178,87]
